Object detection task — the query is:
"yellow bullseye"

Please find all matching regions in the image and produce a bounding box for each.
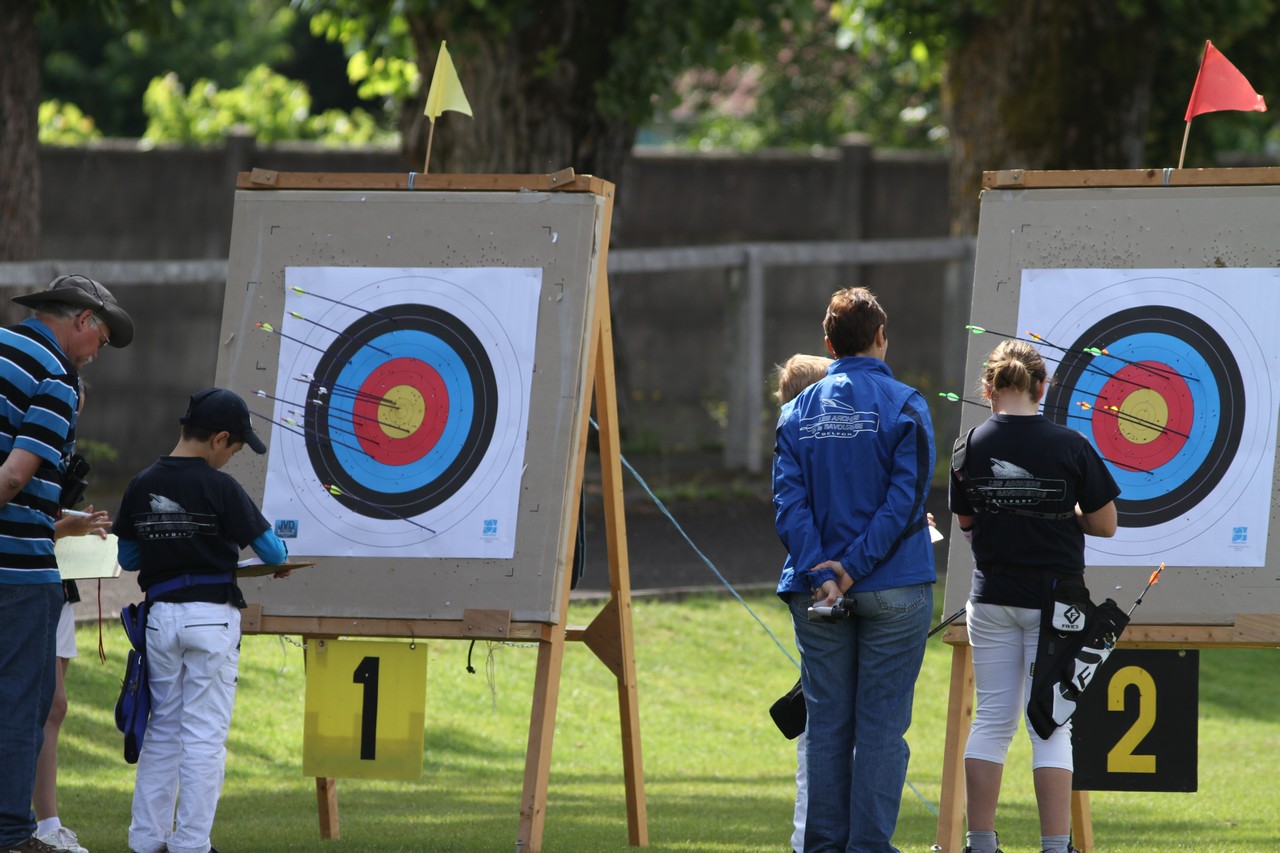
[1117,388,1167,444]
[378,385,427,437]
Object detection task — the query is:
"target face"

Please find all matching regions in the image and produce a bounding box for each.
[262,267,542,558]
[1019,269,1280,567]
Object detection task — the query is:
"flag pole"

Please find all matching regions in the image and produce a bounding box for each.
[423,120,436,174]
[1179,40,1211,170]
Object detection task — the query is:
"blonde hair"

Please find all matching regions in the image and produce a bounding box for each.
[981,340,1047,400]
[774,353,833,404]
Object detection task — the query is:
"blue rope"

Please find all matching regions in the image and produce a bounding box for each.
[592,419,941,816]
[591,419,800,670]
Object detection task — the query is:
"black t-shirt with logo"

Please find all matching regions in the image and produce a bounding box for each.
[949,413,1120,607]
[115,455,270,604]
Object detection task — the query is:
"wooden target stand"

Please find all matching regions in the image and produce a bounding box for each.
[234,169,647,852]
[933,166,1280,853]
[934,620,1280,852]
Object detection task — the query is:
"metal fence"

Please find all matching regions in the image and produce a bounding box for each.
[0,235,976,472]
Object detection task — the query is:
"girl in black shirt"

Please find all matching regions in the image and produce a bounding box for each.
[950,340,1119,853]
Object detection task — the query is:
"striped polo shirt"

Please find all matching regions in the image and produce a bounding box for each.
[0,318,79,585]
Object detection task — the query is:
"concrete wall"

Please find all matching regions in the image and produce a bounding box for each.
[29,136,954,495]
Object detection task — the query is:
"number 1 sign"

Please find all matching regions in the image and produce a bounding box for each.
[303,638,428,780]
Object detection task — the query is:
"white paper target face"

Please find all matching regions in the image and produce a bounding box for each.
[1018,268,1280,567]
[261,266,541,558]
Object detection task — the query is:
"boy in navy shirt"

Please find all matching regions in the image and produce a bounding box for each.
[115,388,289,853]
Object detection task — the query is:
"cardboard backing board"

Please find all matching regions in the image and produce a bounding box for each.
[944,178,1280,627]
[216,186,607,625]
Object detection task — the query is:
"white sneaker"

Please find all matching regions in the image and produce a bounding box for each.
[35,827,88,853]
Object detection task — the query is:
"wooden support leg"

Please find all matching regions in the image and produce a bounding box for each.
[1071,790,1093,852]
[935,642,975,853]
[591,238,648,846]
[582,597,649,846]
[518,634,567,853]
[316,777,339,840]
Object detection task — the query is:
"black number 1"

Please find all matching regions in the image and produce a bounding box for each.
[353,656,380,760]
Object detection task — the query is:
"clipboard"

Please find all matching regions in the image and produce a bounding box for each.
[55,533,122,580]
[236,559,317,578]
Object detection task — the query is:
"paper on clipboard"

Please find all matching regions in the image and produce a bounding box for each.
[55,533,122,580]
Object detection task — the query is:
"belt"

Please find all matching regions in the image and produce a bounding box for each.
[144,571,235,602]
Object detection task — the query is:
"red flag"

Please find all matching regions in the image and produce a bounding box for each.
[1184,40,1266,121]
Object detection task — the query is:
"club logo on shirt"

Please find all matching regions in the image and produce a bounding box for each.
[970,458,1067,509]
[798,398,880,440]
[133,493,220,540]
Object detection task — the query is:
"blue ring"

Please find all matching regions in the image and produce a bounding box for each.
[1067,332,1217,500]
[326,329,474,493]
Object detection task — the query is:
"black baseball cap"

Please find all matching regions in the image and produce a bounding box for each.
[12,274,135,348]
[179,388,266,454]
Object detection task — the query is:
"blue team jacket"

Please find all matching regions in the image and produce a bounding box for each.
[773,356,937,596]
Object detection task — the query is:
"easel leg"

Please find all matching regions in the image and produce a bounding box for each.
[936,642,975,853]
[1071,790,1093,852]
[518,633,567,853]
[592,266,648,847]
[316,777,339,840]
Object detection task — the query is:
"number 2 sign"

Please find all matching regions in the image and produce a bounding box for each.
[303,638,428,780]
[1071,649,1199,792]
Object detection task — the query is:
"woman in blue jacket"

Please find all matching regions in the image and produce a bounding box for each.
[774,286,936,853]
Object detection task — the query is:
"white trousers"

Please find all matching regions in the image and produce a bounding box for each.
[964,601,1073,771]
[791,729,807,851]
[129,601,240,853]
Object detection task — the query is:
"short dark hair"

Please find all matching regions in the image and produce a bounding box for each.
[181,424,245,446]
[823,287,886,357]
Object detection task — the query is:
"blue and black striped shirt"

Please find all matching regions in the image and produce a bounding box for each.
[0,318,79,585]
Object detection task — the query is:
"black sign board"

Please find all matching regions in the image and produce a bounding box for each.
[1072,649,1198,792]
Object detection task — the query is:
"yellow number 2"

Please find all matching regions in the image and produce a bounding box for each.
[1106,665,1156,774]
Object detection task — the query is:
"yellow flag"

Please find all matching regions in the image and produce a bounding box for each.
[424,41,472,122]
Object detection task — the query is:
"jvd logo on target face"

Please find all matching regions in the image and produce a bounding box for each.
[275,519,299,539]
[482,519,499,537]
[1232,526,1248,544]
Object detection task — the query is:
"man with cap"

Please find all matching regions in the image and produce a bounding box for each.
[114,387,288,853]
[0,275,132,853]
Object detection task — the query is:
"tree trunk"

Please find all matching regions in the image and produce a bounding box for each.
[400,4,636,200]
[0,0,41,260]
[943,1,1163,234]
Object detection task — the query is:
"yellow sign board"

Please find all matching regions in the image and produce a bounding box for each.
[303,638,427,779]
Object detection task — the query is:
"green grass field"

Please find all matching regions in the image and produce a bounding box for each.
[54,593,1277,852]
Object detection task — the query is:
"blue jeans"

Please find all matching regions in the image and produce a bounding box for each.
[0,581,62,846]
[790,583,932,853]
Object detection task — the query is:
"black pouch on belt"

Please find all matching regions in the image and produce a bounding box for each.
[769,677,807,739]
[1027,573,1130,739]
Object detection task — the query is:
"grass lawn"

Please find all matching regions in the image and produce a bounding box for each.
[55,593,1277,852]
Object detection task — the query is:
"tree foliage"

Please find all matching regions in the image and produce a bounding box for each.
[140,66,392,145]
[38,0,297,137]
[299,0,804,182]
[840,0,1280,232]
[38,100,103,144]
[663,2,947,152]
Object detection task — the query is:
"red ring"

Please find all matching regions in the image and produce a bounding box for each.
[1092,361,1192,469]
[352,358,449,465]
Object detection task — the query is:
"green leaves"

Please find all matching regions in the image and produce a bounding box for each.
[140,65,392,144]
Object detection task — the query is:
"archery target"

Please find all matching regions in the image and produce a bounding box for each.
[1044,306,1242,527]
[305,304,498,519]
[261,267,542,557]
[1019,269,1280,567]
